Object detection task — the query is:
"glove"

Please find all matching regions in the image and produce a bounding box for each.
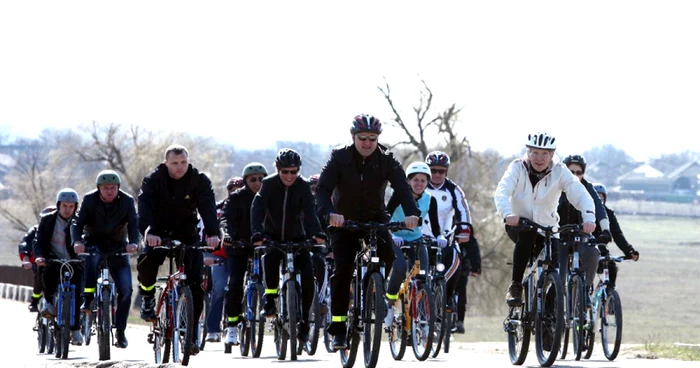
[314,232,328,242]
[596,230,612,244]
[625,249,639,260]
[598,244,610,257]
[392,234,404,247]
[436,235,448,248]
[250,233,264,244]
[222,235,233,247]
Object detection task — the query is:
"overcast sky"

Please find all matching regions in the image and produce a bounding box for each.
[1,1,698,162]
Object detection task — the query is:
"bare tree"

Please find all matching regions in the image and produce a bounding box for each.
[378,78,471,164]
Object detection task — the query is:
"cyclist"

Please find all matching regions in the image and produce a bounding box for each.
[137,144,221,356]
[494,133,596,307]
[218,162,267,345]
[202,176,244,343]
[33,188,84,345]
[72,170,140,348]
[558,154,610,289]
[384,161,443,325]
[423,151,472,317]
[592,183,640,287]
[308,172,328,308]
[453,222,481,334]
[315,114,420,349]
[18,206,55,312]
[309,174,320,195]
[251,149,326,346]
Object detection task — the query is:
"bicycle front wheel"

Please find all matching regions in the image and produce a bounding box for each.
[571,275,586,361]
[60,294,72,359]
[198,293,209,351]
[506,278,531,365]
[601,288,623,361]
[286,281,299,361]
[362,272,384,368]
[411,281,435,361]
[340,283,359,368]
[535,271,564,367]
[98,288,112,361]
[431,279,447,358]
[174,286,194,366]
[305,284,322,355]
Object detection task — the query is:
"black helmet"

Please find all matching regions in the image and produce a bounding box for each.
[562,155,587,173]
[96,169,121,186]
[350,114,383,135]
[425,151,451,168]
[275,148,302,168]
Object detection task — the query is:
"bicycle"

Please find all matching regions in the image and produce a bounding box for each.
[503,218,575,367]
[336,220,406,368]
[232,241,266,358]
[35,299,55,354]
[197,256,225,352]
[79,248,134,361]
[558,232,595,361]
[308,249,334,355]
[148,239,212,366]
[46,258,83,359]
[591,250,626,361]
[387,235,435,362]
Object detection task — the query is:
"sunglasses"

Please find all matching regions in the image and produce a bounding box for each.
[247,176,264,183]
[280,169,299,175]
[356,135,378,142]
[430,168,447,175]
[570,170,584,176]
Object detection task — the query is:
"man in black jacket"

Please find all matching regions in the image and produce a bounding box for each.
[136,145,221,355]
[315,114,420,349]
[251,149,326,346]
[72,170,140,348]
[33,188,84,345]
[18,206,55,312]
[218,162,267,345]
[452,223,481,334]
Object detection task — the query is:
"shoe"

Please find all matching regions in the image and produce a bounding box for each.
[451,321,465,334]
[40,301,56,318]
[115,329,128,348]
[330,323,347,350]
[71,329,84,346]
[384,302,395,326]
[260,296,277,318]
[80,294,94,312]
[206,332,221,342]
[224,326,239,345]
[298,322,310,344]
[505,281,523,306]
[188,342,200,355]
[140,296,156,322]
[28,297,40,312]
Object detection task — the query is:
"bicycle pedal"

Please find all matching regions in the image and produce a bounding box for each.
[147,333,154,344]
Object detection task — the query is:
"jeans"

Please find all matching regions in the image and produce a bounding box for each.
[206,255,229,333]
[83,251,133,331]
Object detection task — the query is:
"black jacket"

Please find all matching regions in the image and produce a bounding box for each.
[33,211,77,260]
[71,189,141,251]
[595,206,635,256]
[558,178,608,226]
[461,223,482,274]
[221,186,256,242]
[251,174,323,242]
[138,163,219,244]
[18,225,39,261]
[315,143,419,224]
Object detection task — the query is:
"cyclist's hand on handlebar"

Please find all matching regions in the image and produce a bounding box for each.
[313,233,327,244]
[404,215,420,229]
[146,234,162,247]
[251,233,265,247]
[73,241,85,254]
[596,230,612,244]
[35,257,46,267]
[504,215,519,227]
[126,243,139,253]
[206,235,220,249]
[392,234,404,247]
[204,257,216,266]
[328,213,345,227]
[582,222,596,234]
[22,260,32,270]
[626,250,640,262]
[436,235,448,248]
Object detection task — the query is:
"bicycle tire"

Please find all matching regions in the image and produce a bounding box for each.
[411,280,435,361]
[305,284,322,355]
[98,287,112,361]
[507,279,530,365]
[275,294,288,360]
[560,275,572,360]
[601,288,623,361]
[286,280,299,361]
[174,286,194,366]
[46,321,55,355]
[36,313,46,353]
[388,293,407,360]
[340,283,359,368]
[60,294,71,359]
[252,284,266,357]
[535,271,564,367]
[54,321,62,359]
[362,272,384,368]
[572,275,586,360]
[198,293,209,351]
[431,279,447,358]
[324,308,334,353]
[154,291,171,364]
[81,310,94,347]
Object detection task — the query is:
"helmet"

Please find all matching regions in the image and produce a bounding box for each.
[593,183,607,197]
[275,148,302,168]
[406,162,431,180]
[241,162,268,178]
[350,114,383,135]
[226,177,244,192]
[309,174,320,185]
[425,151,451,168]
[40,206,56,216]
[96,170,121,186]
[56,188,79,204]
[526,132,557,150]
[562,154,587,172]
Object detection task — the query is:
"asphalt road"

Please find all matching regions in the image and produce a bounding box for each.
[2,299,697,368]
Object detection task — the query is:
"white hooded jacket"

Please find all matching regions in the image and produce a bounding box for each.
[494,159,595,227]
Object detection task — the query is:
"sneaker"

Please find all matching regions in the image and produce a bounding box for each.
[260,296,277,318]
[298,322,310,344]
[206,332,221,343]
[71,329,84,346]
[115,329,128,348]
[451,321,465,334]
[188,342,200,356]
[384,302,395,326]
[28,298,39,313]
[505,281,523,306]
[224,326,239,345]
[80,294,94,312]
[40,301,56,318]
[329,322,347,350]
[140,296,156,322]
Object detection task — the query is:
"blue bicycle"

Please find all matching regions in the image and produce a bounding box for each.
[47,258,83,359]
[233,241,266,357]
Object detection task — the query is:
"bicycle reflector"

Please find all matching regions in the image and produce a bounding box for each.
[437,263,445,272]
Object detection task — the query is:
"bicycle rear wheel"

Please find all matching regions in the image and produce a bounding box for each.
[98,288,112,361]
[362,272,384,368]
[506,279,530,365]
[411,281,435,361]
[431,279,447,358]
[535,271,564,367]
[252,284,266,357]
[601,288,623,361]
[340,284,359,368]
[174,286,194,366]
[388,294,407,360]
[274,294,288,360]
[571,275,586,361]
[198,293,209,351]
[154,291,171,364]
[305,284,322,355]
[36,313,47,353]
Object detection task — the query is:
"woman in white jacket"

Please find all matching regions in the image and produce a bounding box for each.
[494,132,596,307]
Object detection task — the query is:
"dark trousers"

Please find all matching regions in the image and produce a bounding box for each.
[262,248,314,323]
[387,242,424,297]
[224,251,249,326]
[32,265,43,297]
[43,262,83,330]
[311,251,326,292]
[507,226,567,286]
[83,252,133,331]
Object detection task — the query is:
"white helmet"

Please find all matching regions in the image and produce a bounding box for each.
[406,161,431,180]
[526,132,557,150]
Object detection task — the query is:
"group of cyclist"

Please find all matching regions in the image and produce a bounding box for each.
[16,114,638,364]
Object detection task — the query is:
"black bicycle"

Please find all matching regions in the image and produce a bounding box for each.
[336,220,406,368]
[591,249,626,361]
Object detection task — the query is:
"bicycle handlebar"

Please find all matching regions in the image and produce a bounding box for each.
[334,220,409,233]
[78,249,135,257]
[152,239,214,251]
[511,218,591,237]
